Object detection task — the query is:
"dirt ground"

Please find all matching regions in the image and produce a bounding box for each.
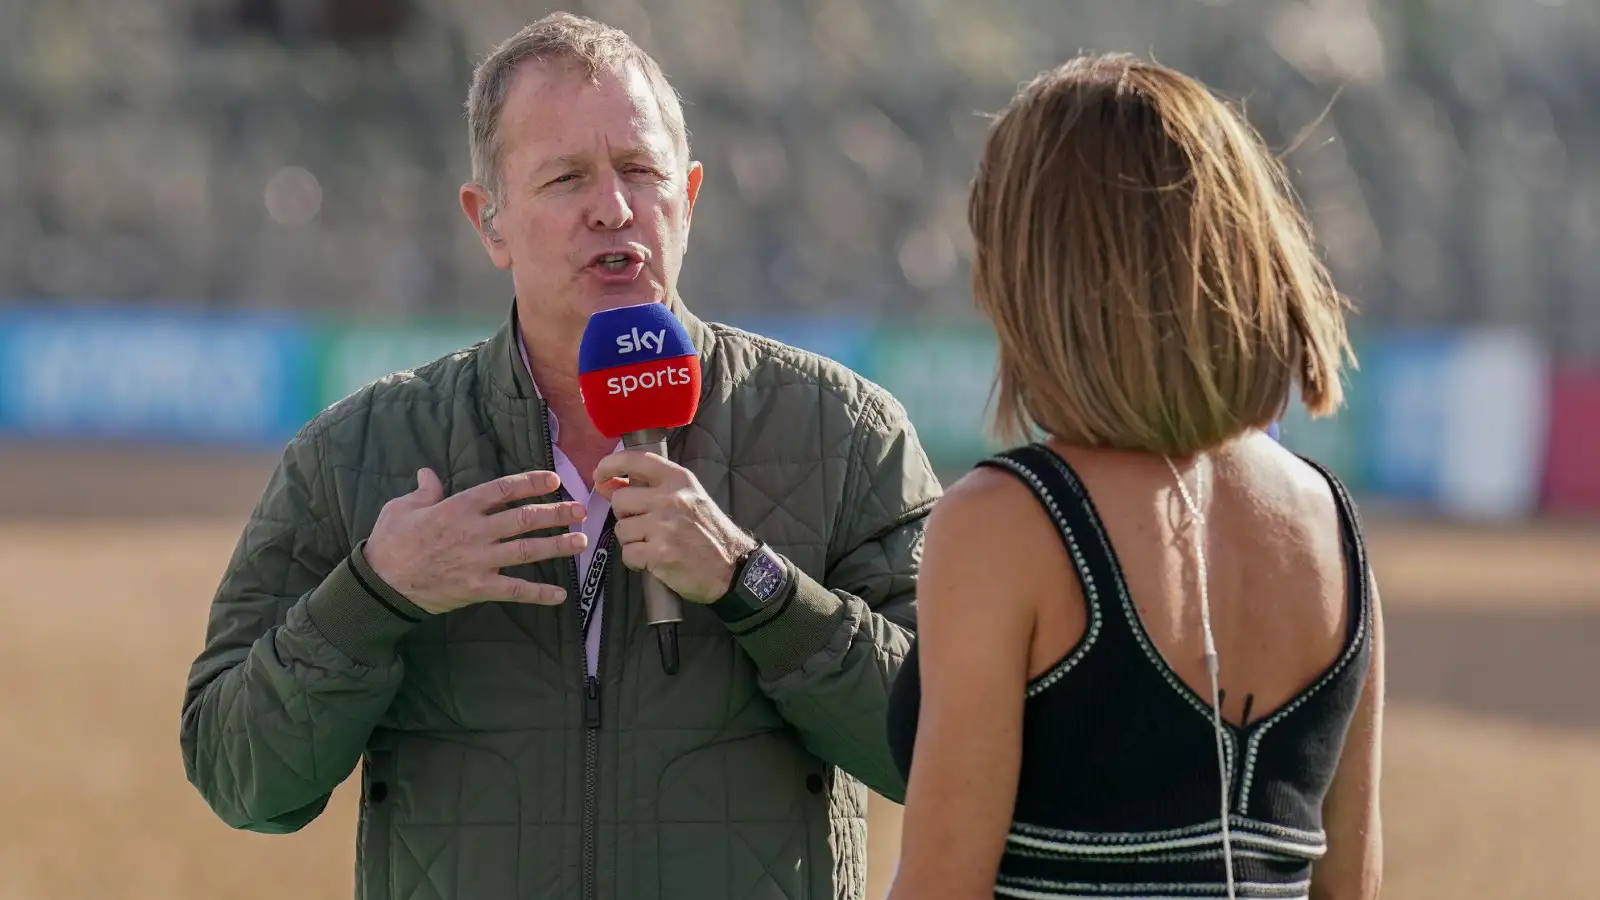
[1,443,1597,899]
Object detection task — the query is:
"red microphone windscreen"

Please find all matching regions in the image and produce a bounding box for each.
[577,303,701,438]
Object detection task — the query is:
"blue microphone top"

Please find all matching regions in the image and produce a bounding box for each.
[578,303,696,374]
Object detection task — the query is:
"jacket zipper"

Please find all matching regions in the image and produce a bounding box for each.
[582,592,608,900]
[581,577,607,900]
[538,409,604,900]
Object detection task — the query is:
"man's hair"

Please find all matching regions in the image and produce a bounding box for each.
[968,53,1355,456]
[465,13,690,208]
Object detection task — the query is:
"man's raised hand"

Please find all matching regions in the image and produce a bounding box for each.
[362,468,587,614]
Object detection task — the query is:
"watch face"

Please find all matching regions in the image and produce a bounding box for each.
[740,551,786,603]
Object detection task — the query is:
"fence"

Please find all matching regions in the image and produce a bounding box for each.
[0,303,1587,520]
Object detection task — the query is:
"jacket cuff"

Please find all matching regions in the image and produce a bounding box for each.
[729,563,845,679]
[304,541,431,666]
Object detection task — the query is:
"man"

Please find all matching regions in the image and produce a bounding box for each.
[179,13,940,900]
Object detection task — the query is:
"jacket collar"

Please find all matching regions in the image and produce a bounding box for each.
[477,294,716,475]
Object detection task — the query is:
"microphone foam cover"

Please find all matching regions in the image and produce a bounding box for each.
[577,303,701,438]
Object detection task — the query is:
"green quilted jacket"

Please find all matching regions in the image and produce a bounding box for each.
[179,298,942,900]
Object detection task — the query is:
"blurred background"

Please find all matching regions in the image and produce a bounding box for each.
[0,1,1597,898]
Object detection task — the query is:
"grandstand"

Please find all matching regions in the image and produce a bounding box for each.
[0,0,1596,357]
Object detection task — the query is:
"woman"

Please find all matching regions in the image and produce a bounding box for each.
[885,54,1383,900]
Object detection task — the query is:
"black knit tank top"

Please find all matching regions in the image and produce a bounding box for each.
[886,444,1374,900]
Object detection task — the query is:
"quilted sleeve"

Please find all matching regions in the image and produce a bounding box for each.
[727,390,940,801]
[179,422,428,833]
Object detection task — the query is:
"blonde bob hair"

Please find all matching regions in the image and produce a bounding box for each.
[968,53,1355,456]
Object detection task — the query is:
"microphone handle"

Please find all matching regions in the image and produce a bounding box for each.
[621,429,682,675]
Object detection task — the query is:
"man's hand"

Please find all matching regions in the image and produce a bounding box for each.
[363,468,588,614]
[593,451,758,604]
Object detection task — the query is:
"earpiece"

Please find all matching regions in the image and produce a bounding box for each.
[1165,455,1237,900]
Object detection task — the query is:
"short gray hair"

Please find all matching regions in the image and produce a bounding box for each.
[465,13,690,209]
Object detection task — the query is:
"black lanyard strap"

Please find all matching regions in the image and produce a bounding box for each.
[575,509,617,643]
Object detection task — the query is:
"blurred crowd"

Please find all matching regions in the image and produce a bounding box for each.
[0,0,1597,358]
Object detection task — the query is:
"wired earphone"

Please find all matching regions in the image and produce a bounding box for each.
[1162,453,1238,900]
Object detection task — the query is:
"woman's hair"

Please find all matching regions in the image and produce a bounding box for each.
[968,53,1355,456]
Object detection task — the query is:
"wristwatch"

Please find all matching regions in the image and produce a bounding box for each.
[711,542,793,623]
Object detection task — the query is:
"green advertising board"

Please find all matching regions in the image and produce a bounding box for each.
[314,319,500,410]
[863,325,1004,474]
[1272,330,1371,492]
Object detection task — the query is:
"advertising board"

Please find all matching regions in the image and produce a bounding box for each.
[0,306,314,446]
[864,326,1002,473]
[1538,363,1600,515]
[314,320,498,410]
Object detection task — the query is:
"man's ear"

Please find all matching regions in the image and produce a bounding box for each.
[460,183,512,270]
[682,161,704,250]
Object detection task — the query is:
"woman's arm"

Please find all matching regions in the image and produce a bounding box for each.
[1310,573,1385,900]
[886,469,1060,900]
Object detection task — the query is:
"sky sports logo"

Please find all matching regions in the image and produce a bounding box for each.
[615,327,668,355]
[607,364,693,397]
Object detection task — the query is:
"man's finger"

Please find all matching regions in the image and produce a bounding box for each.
[413,468,446,505]
[453,471,562,511]
[484,499,587,539]
[486,531,587,569]
[613,512,657,546]
[481,575,568,606]
[608,484,665,519]
[620,540,655,572]
[592,451,680,490]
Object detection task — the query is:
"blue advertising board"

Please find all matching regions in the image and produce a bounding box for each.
[1344,326,1550,517]
[1358,329,1459,504]
[0,306,316,446]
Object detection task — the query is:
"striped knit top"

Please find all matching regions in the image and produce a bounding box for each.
[885,444,1374,900]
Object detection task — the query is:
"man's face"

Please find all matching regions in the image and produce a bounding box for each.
[463,62,702,332]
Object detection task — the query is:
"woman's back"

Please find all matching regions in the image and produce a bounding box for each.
[1053,436,1356,735]
[885,436,1379,899]
[884,50,1382,900]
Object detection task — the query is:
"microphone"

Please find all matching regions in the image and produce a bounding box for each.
[577,302,702,676]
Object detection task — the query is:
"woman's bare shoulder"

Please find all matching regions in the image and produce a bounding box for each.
[921,462,1075,602]
[933,463,1059,537]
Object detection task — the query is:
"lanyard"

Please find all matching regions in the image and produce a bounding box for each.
[575,509,617,644]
